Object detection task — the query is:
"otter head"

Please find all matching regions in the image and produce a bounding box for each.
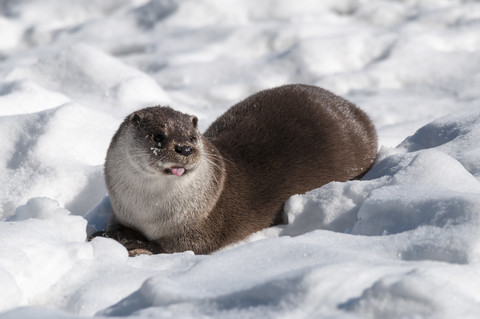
[125,106,201,177]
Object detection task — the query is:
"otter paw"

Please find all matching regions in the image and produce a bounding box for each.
[128,248,153,257]
[87,231,107,241]
[123,239,159,254]
[87,228,162,255]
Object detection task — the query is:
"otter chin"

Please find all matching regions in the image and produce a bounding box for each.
[95,84,378,256]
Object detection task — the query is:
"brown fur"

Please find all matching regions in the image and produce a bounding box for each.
[100,84,377,255]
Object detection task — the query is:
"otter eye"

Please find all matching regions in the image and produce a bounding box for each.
[153,132,165,143]
[189,135,196,143]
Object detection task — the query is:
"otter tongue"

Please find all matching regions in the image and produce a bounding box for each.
[171,167,185,176]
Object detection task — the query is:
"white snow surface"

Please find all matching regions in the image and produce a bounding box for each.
[1,1,480,318]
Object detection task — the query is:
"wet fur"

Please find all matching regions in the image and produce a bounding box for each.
[104,84,378,254]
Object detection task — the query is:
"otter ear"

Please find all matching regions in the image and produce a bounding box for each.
[190,115,198,128]
[129,112,143,125]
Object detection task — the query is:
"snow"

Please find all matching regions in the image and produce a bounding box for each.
[1,0,480,318]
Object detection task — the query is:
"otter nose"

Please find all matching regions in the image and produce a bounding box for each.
[175,145,193,156]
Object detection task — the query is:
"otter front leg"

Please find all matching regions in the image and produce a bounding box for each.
[88,222,163,257]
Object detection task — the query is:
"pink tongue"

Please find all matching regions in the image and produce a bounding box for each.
[171,167,185,176]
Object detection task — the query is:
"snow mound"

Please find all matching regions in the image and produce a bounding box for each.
[0,104,116,219]
[0,198,88,312]
[6,44,171,114]
[285,111,480,265]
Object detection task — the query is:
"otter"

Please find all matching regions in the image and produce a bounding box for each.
[94,84,377,256]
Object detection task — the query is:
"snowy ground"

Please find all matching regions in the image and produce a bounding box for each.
[1,0,480,318]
